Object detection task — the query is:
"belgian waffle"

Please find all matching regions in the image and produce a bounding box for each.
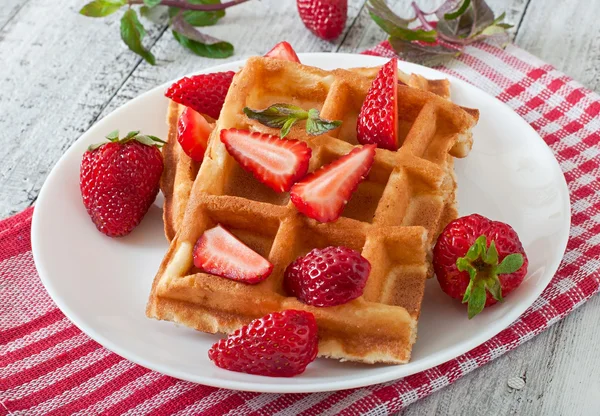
[149,56,479,364]
[161,64,455,242]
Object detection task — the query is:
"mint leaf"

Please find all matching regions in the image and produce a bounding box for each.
[370,14,436,42]
[143,0,162,7]
[172,31,233,58]
[243,104,308,128]
[171,14,233,58]
[305,108,342,136]
[120,9,156,65]
[80,0,125,17]
[141,5,168,23]
[169,0,225,27]
[280,118,301,138]
[388,38,459,67]
[470,0,495,35]
[444,0,471,20]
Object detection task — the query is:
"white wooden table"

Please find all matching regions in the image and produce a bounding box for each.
[2,1,599,414]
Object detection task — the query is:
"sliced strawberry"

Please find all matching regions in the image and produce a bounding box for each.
[290,144,376,222]
[264,41,301,63]
[220,129,312,193]
[357,58,398,150]
[165,71,235,120]
[193,224,273,284]
[177,107,214,162]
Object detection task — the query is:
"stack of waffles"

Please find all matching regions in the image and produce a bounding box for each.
[147,56,479,364]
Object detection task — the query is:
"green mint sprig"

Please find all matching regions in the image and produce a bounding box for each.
[79,0,251,64]
[367,0,513,67]
[243,104,342,138]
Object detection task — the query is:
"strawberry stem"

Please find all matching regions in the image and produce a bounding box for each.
[456,235,524,319]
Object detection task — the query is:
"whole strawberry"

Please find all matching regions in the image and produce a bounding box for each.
[433,214,528,319]
[208,310,318,377]
[80,130,164,237]
[297,0,347,41]
[284,246,371,307]
[165,71,235,120]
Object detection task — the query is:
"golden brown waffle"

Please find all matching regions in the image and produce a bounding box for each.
[160,63,459,242]
[150,56,478,363]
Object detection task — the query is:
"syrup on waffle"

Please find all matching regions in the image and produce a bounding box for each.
[150,56,478,363]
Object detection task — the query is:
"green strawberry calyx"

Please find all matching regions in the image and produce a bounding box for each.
[456,235,524,319]
[87,130,166,151]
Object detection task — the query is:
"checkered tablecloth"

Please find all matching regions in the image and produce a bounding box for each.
[1,41,599,415]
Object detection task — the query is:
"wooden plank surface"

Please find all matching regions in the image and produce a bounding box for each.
[1,0,599,415]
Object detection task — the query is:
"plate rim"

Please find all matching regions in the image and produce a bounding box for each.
[31,52,571,393]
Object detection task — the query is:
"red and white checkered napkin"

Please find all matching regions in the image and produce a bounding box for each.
[1,42,599,416]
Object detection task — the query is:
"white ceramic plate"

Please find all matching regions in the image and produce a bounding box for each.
[32,53,570,393]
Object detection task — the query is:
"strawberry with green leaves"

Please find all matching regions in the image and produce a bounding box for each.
[433,214,528,318]
[80,130,164,237]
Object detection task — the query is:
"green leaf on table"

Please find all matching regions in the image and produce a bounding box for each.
[140,5,168,24]
[105,130,119,141]
[171,12,233,58]
[444,0,471,20]
[389,37,460,67]
[120,9,156,65]
[80,0,126,17]
[143,0,162,7]
[172,30,233,59]
[169,0,225,27]
[469,0,496,35]
[367,0,436,42]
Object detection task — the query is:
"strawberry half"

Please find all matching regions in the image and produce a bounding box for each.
[193,224,273,284]
[290,144,376,222]
[357,58,398,151]
[177,107,213,162]
[264,41,301,62]
[220,129,312,193]
[165,71,235,120]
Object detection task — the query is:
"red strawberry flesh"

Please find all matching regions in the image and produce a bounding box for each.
[177,107,213,162]
[264,41,301,62]
[290,144,376,222]
[193,224,273,284]
[220,128,312,193]
[208,310,318,377]
[284,246,371,306]
[165,71,235,120]
[357,58,398,150]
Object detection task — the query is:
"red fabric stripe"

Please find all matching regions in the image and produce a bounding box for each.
[98,375,179,416]
[0,308,64,345]
[1,340,100,390]
[4,354,124,411]
[247,393,308,416]
[0,324,80,367]
[0,211,33,262]
[199,392,246,416]
[44,365,151,416]
[299,388,355,416]
[144,384,219,416]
